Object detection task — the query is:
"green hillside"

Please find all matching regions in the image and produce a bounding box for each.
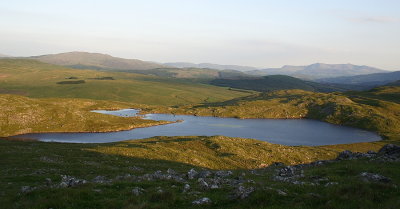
[0,59,249,105]
[210,75,349,92]
[0,94,170,137]
[129,68,250,79]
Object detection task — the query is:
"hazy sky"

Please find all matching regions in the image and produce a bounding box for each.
[1,0,399,70]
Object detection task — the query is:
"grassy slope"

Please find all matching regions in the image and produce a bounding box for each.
[210,75,317,92]
[0,137,398,209]
[0,59,249,105]
[145,89,400,141]
[88,136,386,170]
[0,94,169,137]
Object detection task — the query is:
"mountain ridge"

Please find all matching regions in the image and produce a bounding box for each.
[164,62,258,71]
[246,63,387,79]
[31,51,166,71]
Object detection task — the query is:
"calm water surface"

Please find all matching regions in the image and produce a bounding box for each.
[15,109,381,146]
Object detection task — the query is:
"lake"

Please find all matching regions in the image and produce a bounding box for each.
[15,109,382,146]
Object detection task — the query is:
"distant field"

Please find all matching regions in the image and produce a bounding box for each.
[0,59,249,105]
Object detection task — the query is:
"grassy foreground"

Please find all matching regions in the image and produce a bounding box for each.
[0,136,399,209]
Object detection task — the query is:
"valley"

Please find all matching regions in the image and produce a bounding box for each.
[1,54,399,209]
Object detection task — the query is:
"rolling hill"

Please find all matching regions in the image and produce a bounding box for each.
[130,68,252,79]
[0,59,249,105]
[210,75,349,92]
[31,51,166,71]
[164,62,258,71]
[317,71,400,86]
[247,63,387,80]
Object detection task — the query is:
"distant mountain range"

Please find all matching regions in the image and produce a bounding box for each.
[246,63,387,80]
[164,62,258,71]
[317,71,400,86]
[31,51,166,71]
[8,51,395,83]
[0,53,11,57]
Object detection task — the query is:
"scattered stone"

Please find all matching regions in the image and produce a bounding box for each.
[59,175,87,188]
[325,182,339,187]
[198,170,212,178]
[278,166,296,177]
[156,187,164,193]
[192,197,212,205]
[215,170,233,178]
[360,172,391,183]
[336,150,353,160]
[132,187,145,196]
[232,185,255,199]
[167,168,177,175]
[198,178,209,190]
[92,176,109,184]
[276,189,287,196]
[21,186,35,193]
[183,184,191,193]
[187,168,198,180]
[93,189,102,193]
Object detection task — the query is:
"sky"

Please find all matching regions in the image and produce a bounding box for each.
[1,0,399,70]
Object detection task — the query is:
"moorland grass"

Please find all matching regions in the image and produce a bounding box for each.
[0,59,249,105]
[0,94,169,137]
[0,137,398,209]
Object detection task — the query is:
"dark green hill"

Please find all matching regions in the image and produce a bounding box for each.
[210,75,348,92]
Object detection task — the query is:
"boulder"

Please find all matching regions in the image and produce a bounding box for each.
[183,184,191,193]
[132,187,145,196]
[278,166,296,177]
[198,178,209,190]
[192,197,212,205]
[187,168,198,180]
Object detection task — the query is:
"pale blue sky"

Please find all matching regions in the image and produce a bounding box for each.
[1,0,399,69]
